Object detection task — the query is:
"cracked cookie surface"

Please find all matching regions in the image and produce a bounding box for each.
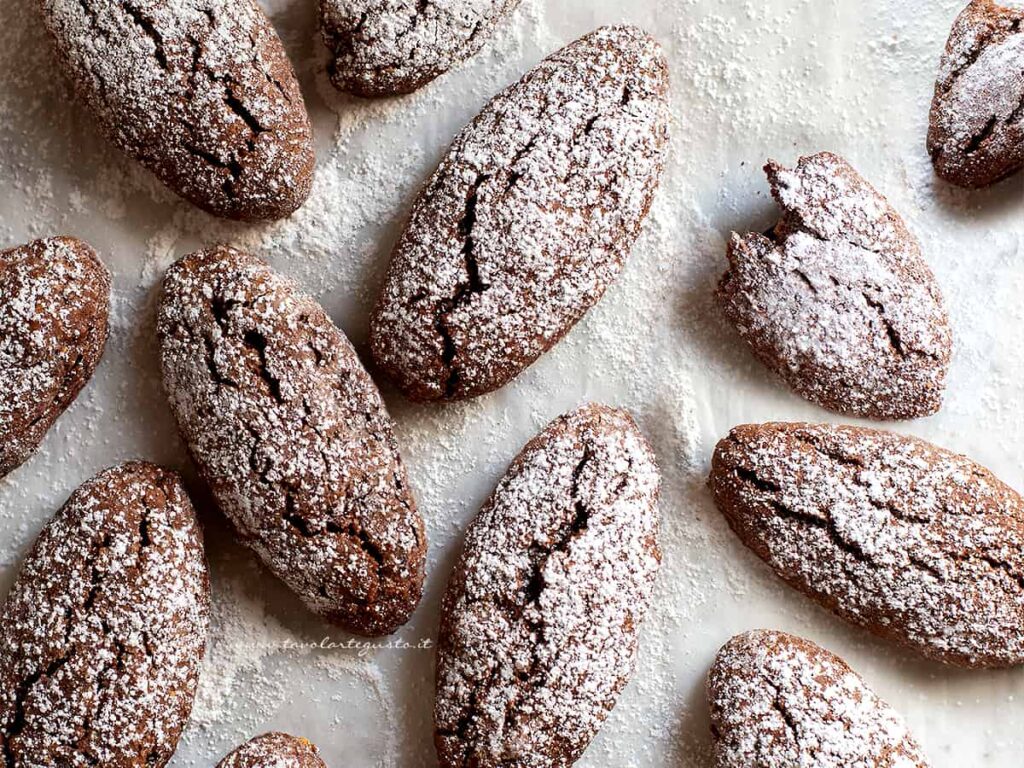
[39,0,315,220]
[928,0,1024,188]
[0,237,109,479]
[370,25,669,402]
[434,403,661,768]
[710,422,1024,667]
[717,152,951,420]
[321,0,521,96]
[0,461,210,767]
[158,246,425,636]
[217,732,326,767]
[708,630,929,768]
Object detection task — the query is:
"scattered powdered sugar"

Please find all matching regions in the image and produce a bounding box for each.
[711,422,1024,667]
[708,630,928,768]
[434,403,662,767]
[321,0,522,96]
[716,152,952,420]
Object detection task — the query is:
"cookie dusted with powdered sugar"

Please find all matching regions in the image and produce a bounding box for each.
[928,0,1024,188]
[0,462,210,767]
[321,0,521,96]
[710,422,1024,668]
[370,26,670,402]
[40,0,315,221]
[158,246,425,636]
[0,237,109,479]
[217,732,326,768]
[708,631,930,768]
[435,403,661,768]
[717,153,951,420]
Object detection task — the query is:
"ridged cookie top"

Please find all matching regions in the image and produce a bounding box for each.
[321,0,521,96]
[0,462,210,768]
[710,422,1024,667]
[158,246,425,636]
[370,26,670,401]
[928,0,1024,188]
[40,0,315,220]
[708,631,929,768]
[435,403,661,768]
[217,732,326,768]
[717,153,951,420]
[0,237,110,478]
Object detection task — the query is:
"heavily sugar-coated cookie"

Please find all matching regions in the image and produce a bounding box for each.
[217,732,326,768]
[435,403,661,768]
[40,0,315,221]
[709,422,1024,668]
[370,26,670,402]
[708,630,930,768]
[0,237,109,479]
[0,462,210,767]
[321,0,521,96]
[158,246,425,636]
[928,0,1024,188]
[717,153,951,420]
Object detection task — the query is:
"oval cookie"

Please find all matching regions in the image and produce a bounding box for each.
[710,422,1024,667]
[0,461,210,767]
[435,403,661,768]
[217,732,326,768]
[321,0,521,96]
[40,0,315,220]
[0,237,109,479]
[370,26,670,401]
[158,246,426,636]
[717,153,951,420]
[708,630,930,768]
[928,0,1024,188]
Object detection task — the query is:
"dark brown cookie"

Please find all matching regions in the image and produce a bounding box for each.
[0,237,109,479]
[40,0,315,221]
[0,461,210,767]
[708,630,930,768]
[370,26,670,402]
[717,153,951,420]
[158,246,426,636]
[928,0,1024,188]
[435,403,661,768]
[709,422,1024,668]
[321,0,521,96]
[217,732,326,768]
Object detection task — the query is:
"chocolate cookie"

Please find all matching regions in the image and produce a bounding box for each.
[717,153,951,420]
[40,0,315,221]
[0,462,210,767]
[928,0,1024,188]
[435,403,661,768]
[321,0,521,96]
[370,26,670,401]
[0,237,109,479]
[708,630,930,768]
[217,732,326,768]
[710,422,1024,668]
[158,246,425,636]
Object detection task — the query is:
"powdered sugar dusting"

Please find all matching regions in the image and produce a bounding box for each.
[435,403,661,767]
[708,630,928,768]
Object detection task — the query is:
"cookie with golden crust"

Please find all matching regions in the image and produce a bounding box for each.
[709,630,930,768]
[435,403,661,768]
[217,732,326,768]
[0,237,109,479]
[370,26,669,401]
[40,0,315,220]
[710,422,1024,667]
[928,0,1024,188]
[158,246,425,636]
[0,462,210,767]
